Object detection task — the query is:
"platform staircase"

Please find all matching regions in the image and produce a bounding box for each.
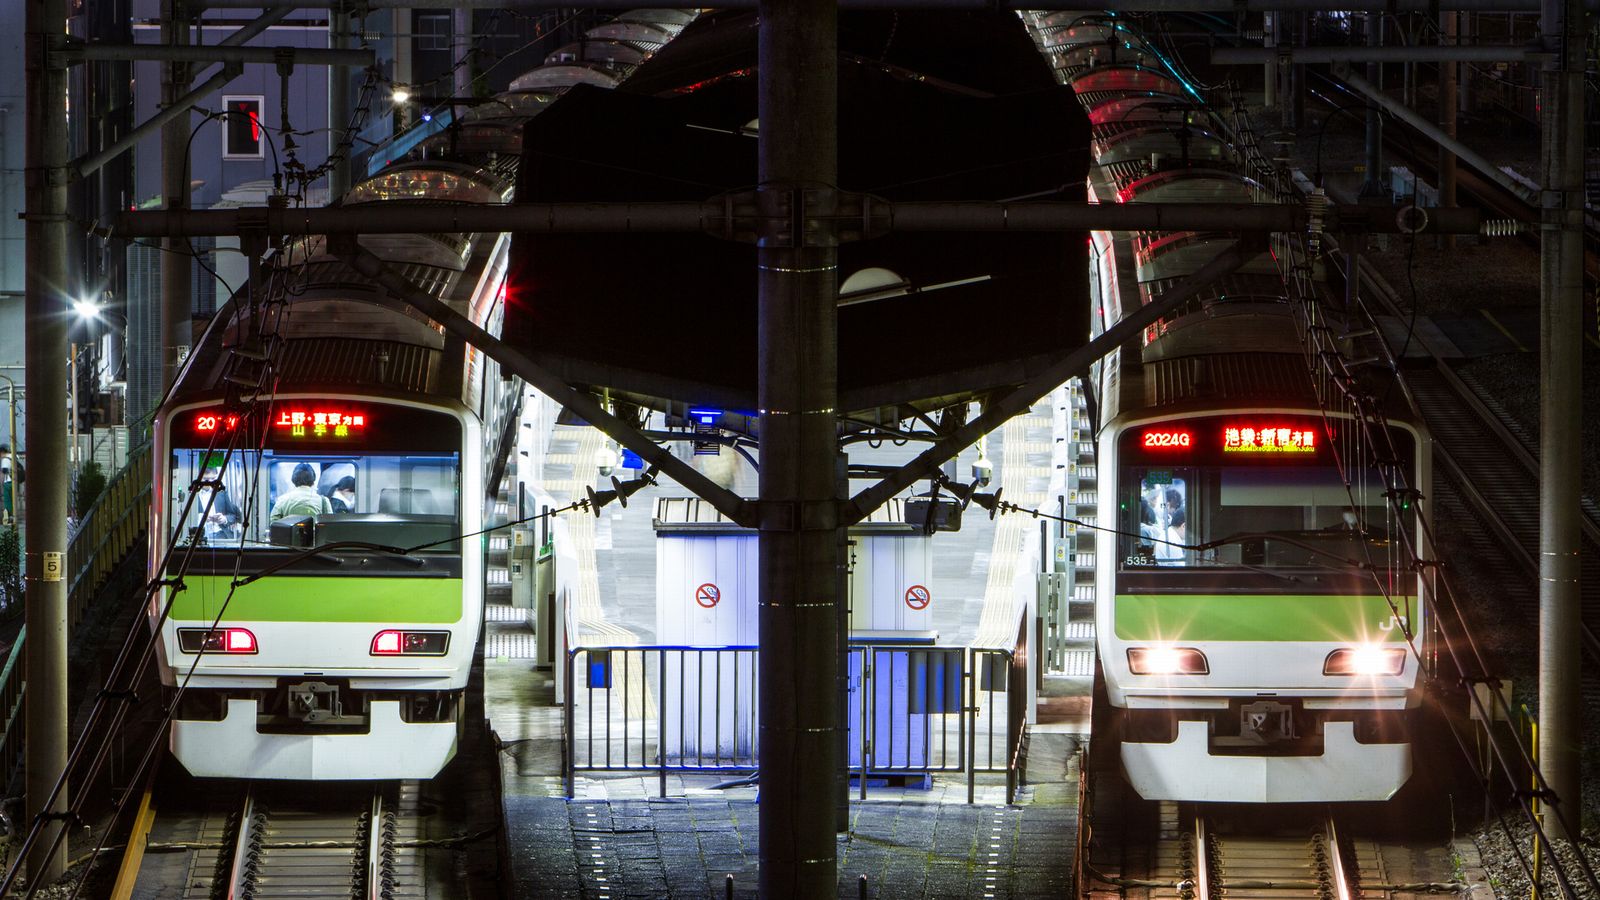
[1045,379,1098,680]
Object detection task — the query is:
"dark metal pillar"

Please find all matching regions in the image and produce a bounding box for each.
[23,0,70,883]
[1358,12,1386,200]
[452,8,472,100]
[1437,11,1458,250]
[1537,0,1584,843]
[159,0,191,388]
[328,2,353,198]
[756,0,841,894]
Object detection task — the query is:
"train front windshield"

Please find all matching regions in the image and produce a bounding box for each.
[166,402,463,556]
[1116,416,1416,573]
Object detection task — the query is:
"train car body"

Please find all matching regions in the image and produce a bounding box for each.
[1025,12,1431,803]
[148,10,694,780]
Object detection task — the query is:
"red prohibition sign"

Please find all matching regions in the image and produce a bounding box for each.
[695,583,721,609]
[904,584,931,610]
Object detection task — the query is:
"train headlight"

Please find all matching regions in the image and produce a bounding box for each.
[177,627,258,654]
[1126,646,1208,675]
[371,630,450,656]
[1323,646,1405,676]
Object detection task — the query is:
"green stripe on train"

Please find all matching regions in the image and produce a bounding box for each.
[1114,594,1412,642]
[170,576,464,623]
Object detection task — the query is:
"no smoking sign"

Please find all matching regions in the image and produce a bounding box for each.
[904,584,931,610]
[695,583,721,609]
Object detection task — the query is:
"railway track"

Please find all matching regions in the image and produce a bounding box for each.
[1193,813,1354,900]
[120,780,427,899]
[1330,247,1600,664]
[1081,795,1468,900]
[221,785,415,900]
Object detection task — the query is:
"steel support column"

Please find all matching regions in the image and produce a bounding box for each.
[1537,0,1584,844]
[1358,13,1386,200]
[756,0,841,895]
[1438,12,1459,250]
[23,0,70,884]
[327,2,352,197]
[452,8,472,101]
[160,0,191,390]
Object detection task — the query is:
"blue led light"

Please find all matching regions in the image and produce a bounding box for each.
[688,407,721,425]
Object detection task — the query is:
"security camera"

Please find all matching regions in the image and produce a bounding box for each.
[971,457,993,487]
[595,445,619,479]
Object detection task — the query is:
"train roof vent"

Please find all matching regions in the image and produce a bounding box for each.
[272,338,439,394]
[1144,353,1313,407]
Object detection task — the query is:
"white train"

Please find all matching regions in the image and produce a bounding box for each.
[1024,12,1432,802]
[148,9,696,780]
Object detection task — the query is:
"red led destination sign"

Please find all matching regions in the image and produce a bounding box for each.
[1139,429,1193,449]
[189,406,370,440]
[1223,423,1316,454]
[274,408,366,439]
[1133,422,1321,457]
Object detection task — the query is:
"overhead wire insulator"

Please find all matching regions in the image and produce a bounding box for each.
[1479,219,1524,237]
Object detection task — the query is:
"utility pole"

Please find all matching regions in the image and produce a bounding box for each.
[756,0,841,894]
[23,0,70,884]
[160,0,192,390]
[452,8,472,101]
[1537,0,1585,844]
[1438,11,1458,250]
[1358,12,1386,200]
[328,1,353,198]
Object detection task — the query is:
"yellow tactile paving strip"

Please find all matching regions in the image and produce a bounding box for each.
[543,425,652,725]
[974,402,1053,649]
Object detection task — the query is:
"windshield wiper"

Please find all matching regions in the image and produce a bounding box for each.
[1197,531,1368,570]
[231,540,425,586]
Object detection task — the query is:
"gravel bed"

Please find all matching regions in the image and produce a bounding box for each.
[1476,820,1600,900]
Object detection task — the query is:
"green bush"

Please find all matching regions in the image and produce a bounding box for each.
[0,526,20,615]
[75,460,107,515]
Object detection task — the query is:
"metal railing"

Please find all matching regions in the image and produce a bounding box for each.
[0,627,24,784]
[0,444,152,783]
[563,640,1026,803]
[66,442,153,627]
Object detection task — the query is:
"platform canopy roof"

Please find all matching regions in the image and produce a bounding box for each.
[504,10,1091,428]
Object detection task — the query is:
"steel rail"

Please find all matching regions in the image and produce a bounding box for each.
[1324,814,1357,900]
[227,788,265,900]
[366,792,389,900]
[1194,810,1348,900]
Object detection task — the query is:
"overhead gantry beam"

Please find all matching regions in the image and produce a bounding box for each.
[843,241,1254,524]
[73,5,298,180]
[186,0,1600,10]
[327,239,757,528]
[1332,63,1540,207]
[111,198,1485,238]
[1215,45,1547,63]
[57,40,373,68]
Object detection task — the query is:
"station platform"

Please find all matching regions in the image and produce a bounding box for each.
[481,391,1091,897]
